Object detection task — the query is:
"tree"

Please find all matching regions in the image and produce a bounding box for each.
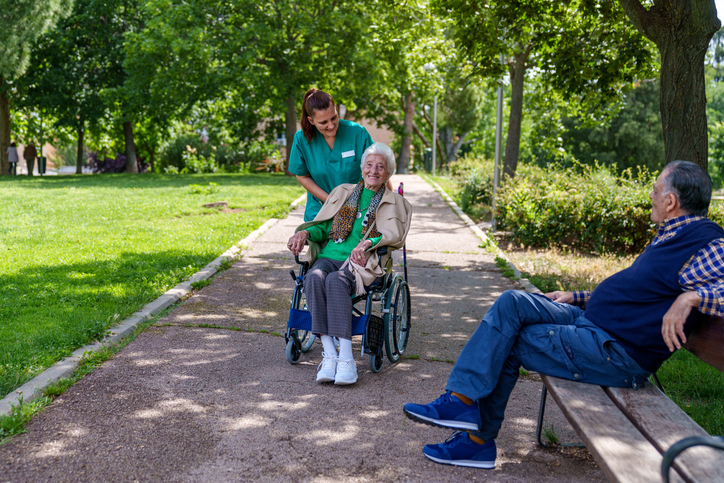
[433,0,657,178]
[130,0,378,169]
[0,0,72,175]
[560,80,664,172]
[618,0,720,169]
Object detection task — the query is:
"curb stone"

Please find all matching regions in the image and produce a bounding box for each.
[425,176,542,295]
[0,193,307,417]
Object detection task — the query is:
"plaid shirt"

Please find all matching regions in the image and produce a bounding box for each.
[572,215,724,316]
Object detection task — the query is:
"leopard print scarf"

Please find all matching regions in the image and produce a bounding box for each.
[328,182,384,243]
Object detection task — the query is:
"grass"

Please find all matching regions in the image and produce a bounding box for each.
[0,173,304,400]
[431,172,724,436]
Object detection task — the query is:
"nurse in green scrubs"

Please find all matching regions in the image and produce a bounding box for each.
[288,88,377,222]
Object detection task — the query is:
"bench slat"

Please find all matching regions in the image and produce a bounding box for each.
[541,375,684,483]
[606,383,724,483]
[685,315,724,372]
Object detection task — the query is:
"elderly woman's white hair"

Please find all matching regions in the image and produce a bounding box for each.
[360,142,396,176]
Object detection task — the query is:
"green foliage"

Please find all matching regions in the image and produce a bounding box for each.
[0,397,51,444]
[496,162,656,254]
[554,81,665,174]
[189,182,218,195]
[448,155,495,210]
[655,349,724,436]
[190,279,211,290]
[0,0,73,78]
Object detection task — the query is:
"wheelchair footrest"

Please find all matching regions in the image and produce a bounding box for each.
[288,308,378,337]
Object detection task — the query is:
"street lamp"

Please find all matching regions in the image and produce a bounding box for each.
[423,63,438,176]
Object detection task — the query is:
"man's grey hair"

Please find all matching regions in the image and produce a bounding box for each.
[361,142,396,176]
[662,160,712,217]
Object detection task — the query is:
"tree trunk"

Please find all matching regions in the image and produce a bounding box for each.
[76,123,84,175]
[398,91,415,174]
[503,47,530,179]
[124,121,138,173]
[618,0,720,170]
[0,77,10,176]
[284,94,297,174]
[450,131,470,161]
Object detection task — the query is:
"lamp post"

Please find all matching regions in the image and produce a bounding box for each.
[423,62,438,176]
[492,53,504,231]
[432,94,437,176]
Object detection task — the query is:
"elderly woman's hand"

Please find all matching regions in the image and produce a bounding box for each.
[350,239,373,266]
[287,231,309,256]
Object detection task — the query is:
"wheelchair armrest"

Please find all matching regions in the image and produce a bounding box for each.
[376,246,389,257]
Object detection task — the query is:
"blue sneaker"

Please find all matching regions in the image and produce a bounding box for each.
[423,432,496,469]
[403,391,479,430]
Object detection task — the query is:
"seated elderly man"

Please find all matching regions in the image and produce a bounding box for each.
[288,142,412,385]
[404,160,724,469]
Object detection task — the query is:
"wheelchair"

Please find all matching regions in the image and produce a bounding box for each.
[285,184,411,372]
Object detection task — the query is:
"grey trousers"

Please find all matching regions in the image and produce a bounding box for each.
[305,258,355,340]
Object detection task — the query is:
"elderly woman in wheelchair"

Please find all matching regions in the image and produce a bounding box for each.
[287,142,412,385]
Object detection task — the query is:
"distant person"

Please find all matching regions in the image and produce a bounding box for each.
[403,160,724,470]
[289,88,390,222]
[23,142,37,176]
[6,142,18,175]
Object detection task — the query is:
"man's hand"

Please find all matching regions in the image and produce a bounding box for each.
[662,291,701,352]
[545,291,574,304]
[287,231,309,256]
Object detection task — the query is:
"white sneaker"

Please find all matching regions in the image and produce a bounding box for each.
[316,352,337,383]
[334,359,358,385]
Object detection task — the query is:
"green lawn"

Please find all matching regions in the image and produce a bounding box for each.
[0,173,304,399]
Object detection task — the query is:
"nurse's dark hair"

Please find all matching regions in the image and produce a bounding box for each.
[301,88,335,142]
[662,160,712,217]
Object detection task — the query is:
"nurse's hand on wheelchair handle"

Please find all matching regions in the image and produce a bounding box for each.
[288,230,309,256]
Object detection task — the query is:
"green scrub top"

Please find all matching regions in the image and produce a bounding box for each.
[288,119,374,221]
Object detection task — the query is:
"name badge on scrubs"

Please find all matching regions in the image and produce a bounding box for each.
[341,150,355,158]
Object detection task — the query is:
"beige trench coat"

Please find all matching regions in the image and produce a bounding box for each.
[295,183,413,294]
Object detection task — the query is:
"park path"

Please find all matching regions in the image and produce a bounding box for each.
[0,175,604,482]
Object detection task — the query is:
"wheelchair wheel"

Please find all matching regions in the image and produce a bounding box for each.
[292,284,316,352]
[384,274,411,363]
[286,338,302,364]
[369,351,383,373]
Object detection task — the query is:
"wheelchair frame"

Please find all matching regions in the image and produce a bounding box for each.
[285,182,411,374]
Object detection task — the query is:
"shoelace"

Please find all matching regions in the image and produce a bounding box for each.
[336,359,355,372]
[443,431,467,446]
[317,352,337,371]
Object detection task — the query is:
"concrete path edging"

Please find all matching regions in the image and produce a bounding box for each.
[0,193,307,417]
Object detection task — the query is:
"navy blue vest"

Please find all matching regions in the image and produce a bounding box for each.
[585,219,724,373]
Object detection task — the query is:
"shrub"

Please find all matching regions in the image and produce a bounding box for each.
[157,133,277,174]
[495,162,656,254]
[88,152,148,173]
[449,155,495,210]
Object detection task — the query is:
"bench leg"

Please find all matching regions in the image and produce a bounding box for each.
[536,383,548,447]
[536,381,585,448]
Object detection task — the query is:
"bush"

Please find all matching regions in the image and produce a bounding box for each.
[495,162,656,254]
[448,155,495,211]
[88,152,148,173]
[157,133,278,174]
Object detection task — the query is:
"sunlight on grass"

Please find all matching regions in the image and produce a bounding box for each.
[0,173,304,399]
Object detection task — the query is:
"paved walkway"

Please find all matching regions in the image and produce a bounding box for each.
[0,175,604,482]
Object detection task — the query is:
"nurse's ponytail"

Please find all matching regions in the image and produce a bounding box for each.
[301,88,335,143]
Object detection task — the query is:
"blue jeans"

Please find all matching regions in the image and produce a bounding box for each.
[446,290,650,441]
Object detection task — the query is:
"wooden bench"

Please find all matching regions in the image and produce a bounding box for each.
[535,315,724,482]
